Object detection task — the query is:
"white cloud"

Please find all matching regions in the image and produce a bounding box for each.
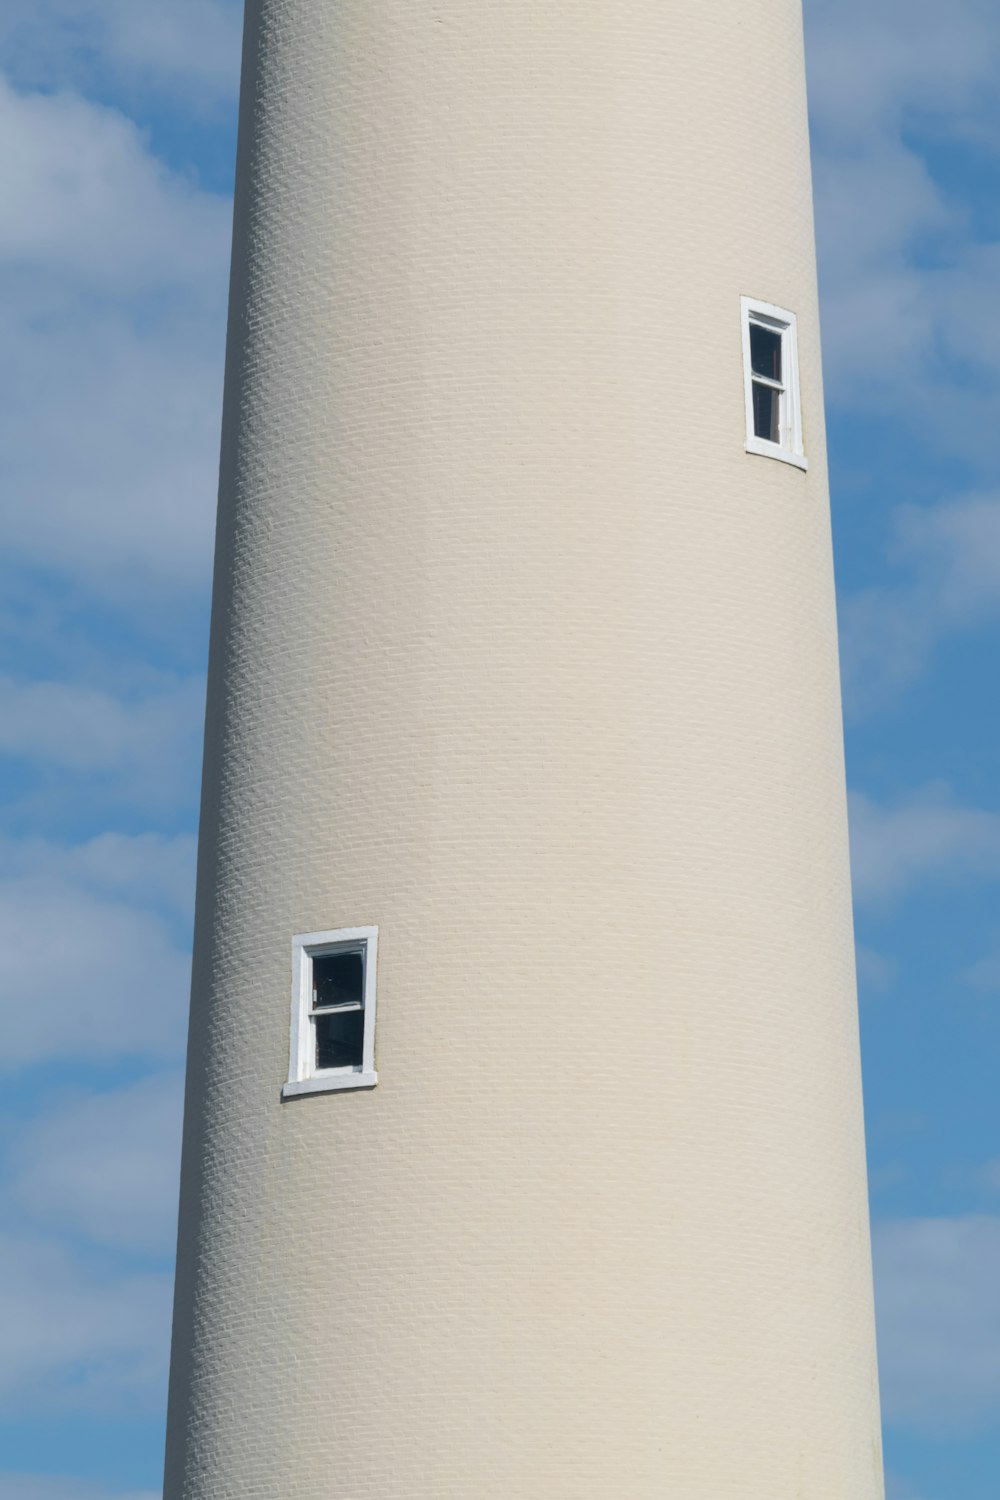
[806,0,1000,713]
[76,0,241,99]
[810,141,946,393]
[840,494,1000,713]
[839,585,932,718]
[0,0,241,104]
[849,786,1000,905]
[0,34,215,1498]
[806,0,1000,146]
[0,78,228,608]
[0,1230,171,1409]
[9,1072,183,1253]
[2,831,198,924]
[0,874,189,1067]
[0,674,202,773]
[0,307,221,601]
[0,77,230,291]
[856,943,897,995]
[0,676,204,812]
[892,495,1000,622]
[979,1159,1000,1194]
[0,831,194,1082]
[874,1213,1000,1434]
[805,0,1000,421]
[0,1481,158,1500]
[885,1475,934,1500]
[962,952,1000,993]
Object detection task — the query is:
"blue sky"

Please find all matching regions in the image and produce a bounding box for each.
[0,2,998,1496]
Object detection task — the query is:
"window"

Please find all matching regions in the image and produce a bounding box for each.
[282,927,378,1098]
[741,297,807,470]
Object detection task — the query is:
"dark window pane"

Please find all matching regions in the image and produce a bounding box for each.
[313,949,364,1009]
[752,381,779,442]
[315,1007,364,1070]
[750,323,782,383]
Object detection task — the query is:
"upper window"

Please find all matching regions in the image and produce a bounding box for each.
[282,926,378,1098]
[741,297,807,470]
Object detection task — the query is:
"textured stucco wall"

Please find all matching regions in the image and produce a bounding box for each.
[163,2,885,1495]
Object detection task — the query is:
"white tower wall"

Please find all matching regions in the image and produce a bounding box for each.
[164,1,885,1495]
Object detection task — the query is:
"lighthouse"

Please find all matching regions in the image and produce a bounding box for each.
[163,2,885,1496]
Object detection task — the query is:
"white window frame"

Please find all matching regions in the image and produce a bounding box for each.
[741,297,807,471]
[282,926,378,1098]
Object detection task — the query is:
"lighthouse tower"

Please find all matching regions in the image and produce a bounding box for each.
[163,2,885,1496]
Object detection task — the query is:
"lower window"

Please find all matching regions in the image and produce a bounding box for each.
[740,296,807,470]
[282,927,378,1098]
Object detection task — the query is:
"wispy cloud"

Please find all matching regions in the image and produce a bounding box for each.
[0,676,204,808]
[0,870,190,1067]
[807,0,1000,144]
[849,786,1000,904]
[8,1072,183,1253]
[885,1475,935,1500]
[0,0,242,104]
[874,1213,1000,1434]
[0,1230,171,1409]
[807,0,1000,718]
[0,310,221,605]
[840,496,1000,712]
[0,31,219,1488]
[961,951,1000,993]
[0,76,228,614]
[0,1480,158,1500]
[978,1159,1000,1194]
[0,77,230,289]
[807,0,1000,416]
[810,138,946,394]
[856,943,897,995]
[0,831,197,924]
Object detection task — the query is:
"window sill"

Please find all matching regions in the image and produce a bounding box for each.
[745,436,808,471]
[282,1070,378,1100]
